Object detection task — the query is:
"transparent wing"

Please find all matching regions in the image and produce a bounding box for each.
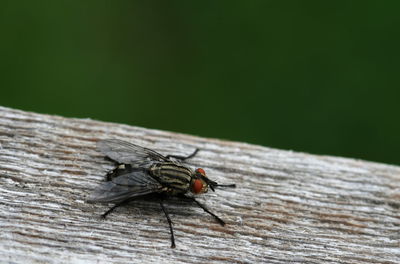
[87,170,163,203]
[97,139,169,167]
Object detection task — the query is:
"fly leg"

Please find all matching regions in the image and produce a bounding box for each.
[165,148,199,161]
[182,196,225,226]
[101,199,131,218]
[159,200,176,248]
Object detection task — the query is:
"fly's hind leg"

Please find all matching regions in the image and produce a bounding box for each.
[101,199,131,218]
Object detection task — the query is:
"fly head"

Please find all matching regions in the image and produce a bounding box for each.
[190,168,236,194]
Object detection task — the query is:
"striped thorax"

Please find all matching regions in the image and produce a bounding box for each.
[149,162,209,195]
[149,162,193,194]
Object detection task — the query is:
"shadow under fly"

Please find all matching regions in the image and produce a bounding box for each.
[87,139,236,248]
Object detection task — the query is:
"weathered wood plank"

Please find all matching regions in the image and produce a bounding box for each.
[0,106,399,264]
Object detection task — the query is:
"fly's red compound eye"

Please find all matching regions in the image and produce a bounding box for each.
[192,179,204,194]
[196,168,206,176]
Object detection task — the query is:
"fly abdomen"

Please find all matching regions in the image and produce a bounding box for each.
[150,162,192,193]
[106,164,133,181]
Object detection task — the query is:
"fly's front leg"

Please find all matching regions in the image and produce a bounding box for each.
[180,195,226,226]
[165,148,199,161]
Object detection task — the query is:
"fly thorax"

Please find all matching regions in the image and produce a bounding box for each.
[150,162,192,193]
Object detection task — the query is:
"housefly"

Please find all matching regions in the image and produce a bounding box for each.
[88,139,236,248]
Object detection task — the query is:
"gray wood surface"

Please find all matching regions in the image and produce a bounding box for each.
[0,106,399,264]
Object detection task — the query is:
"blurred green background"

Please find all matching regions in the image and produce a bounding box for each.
[1,1,399,165]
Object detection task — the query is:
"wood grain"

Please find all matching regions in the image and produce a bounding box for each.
[0,106,399,263]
